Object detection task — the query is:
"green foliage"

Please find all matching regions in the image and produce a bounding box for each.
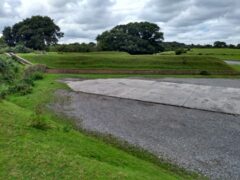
[97,22,164,54]
[0,44,33,54]
[23,64,46,80]
[0,37,7,49]
[30,106,51,130]
[2,16,64,50]
[0,56,19,83]
[12,44,33,53]
[62,125,72,133]
[0,84,9,99]
[175,49,186,55]
[0,56,46,98]
[51,42,98,52]
[8,80,33,95]
[200,71,211,75]
[163,42,188,51]
[214,41,227,48]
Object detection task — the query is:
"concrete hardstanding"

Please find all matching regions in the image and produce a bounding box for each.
[66,79,240,115]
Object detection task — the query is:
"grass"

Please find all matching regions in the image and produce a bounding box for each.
[231,65,240,71]
[186,48,240,60]
[18,52,234,72]
[0,73,204,179]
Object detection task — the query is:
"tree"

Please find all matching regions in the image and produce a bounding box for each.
[2,27,15,47]
[2,16,64,50]
[228,44,235,48]
[0,37,7,49]
[214,41,227,48]
[52,42,97,52]
[96,22,164,54]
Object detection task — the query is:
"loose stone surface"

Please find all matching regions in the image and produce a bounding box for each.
[51,78,240,179]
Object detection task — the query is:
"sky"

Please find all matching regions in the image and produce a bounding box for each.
[0,0,239,45]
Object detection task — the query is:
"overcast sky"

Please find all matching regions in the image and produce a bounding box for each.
[0,0,239,44]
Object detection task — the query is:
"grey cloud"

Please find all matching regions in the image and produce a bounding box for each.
[0,0,239,44]
[141,0,240,44]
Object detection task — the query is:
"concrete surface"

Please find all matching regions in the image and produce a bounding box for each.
[65,79,240,115]
[225,60,240,65]
[51,89,240,180]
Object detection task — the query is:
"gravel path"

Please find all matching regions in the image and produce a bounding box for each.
[51,78,240,179]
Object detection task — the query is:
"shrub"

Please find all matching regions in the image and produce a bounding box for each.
[0,45,33,54]
[182,58,187,65]
[63,125,72,133]
[24,64,47,80]
[9,80,33,95]
[0,56,19,83]
[13,44,33,53]
[200,70,211,75]
[175,49,186,55]
[31,114,51,130]
[31,72,44,81]
[30,106,51,131]
[0,85,9,99]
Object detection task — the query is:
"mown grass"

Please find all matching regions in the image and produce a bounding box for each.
[0,74,204,179]
[231,65,240,71]
[18,52,234,72]
[186,48,240,60]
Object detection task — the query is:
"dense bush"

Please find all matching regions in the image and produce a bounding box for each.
[24,64,47,80]
[0,56,45,99]
[175,49,186,55]
[0,44,33,54]
[0,56,19,83]
[8,80,33,95]
[50,42,98,52]
[200,70,211,75]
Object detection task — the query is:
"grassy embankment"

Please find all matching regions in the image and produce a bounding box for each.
[187,48,240,60]
[159,48,240,72]
[18,52,235,73]
[0,57,203,180]
[187,48,240,72]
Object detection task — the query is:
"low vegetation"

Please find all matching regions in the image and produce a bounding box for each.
[0,55,45,99]
[18,52,235,74]
[0,57,202,179]
[186,48,240,60]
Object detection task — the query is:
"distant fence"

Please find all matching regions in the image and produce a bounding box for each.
[46,68,240,75]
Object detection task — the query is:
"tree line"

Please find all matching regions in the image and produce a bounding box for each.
[1,16,240,54]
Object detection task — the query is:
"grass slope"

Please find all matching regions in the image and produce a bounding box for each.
[0,74,202,179]
[18,52,234,72]
[187,48,240,60]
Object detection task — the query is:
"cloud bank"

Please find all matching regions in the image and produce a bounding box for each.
[0,0,239,44]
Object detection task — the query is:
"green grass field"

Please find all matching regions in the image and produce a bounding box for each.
[18,52,234,72]
[187,48,240,60]
[0,73,203,179]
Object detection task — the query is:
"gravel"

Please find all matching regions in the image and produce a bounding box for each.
[50,78,240,179]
